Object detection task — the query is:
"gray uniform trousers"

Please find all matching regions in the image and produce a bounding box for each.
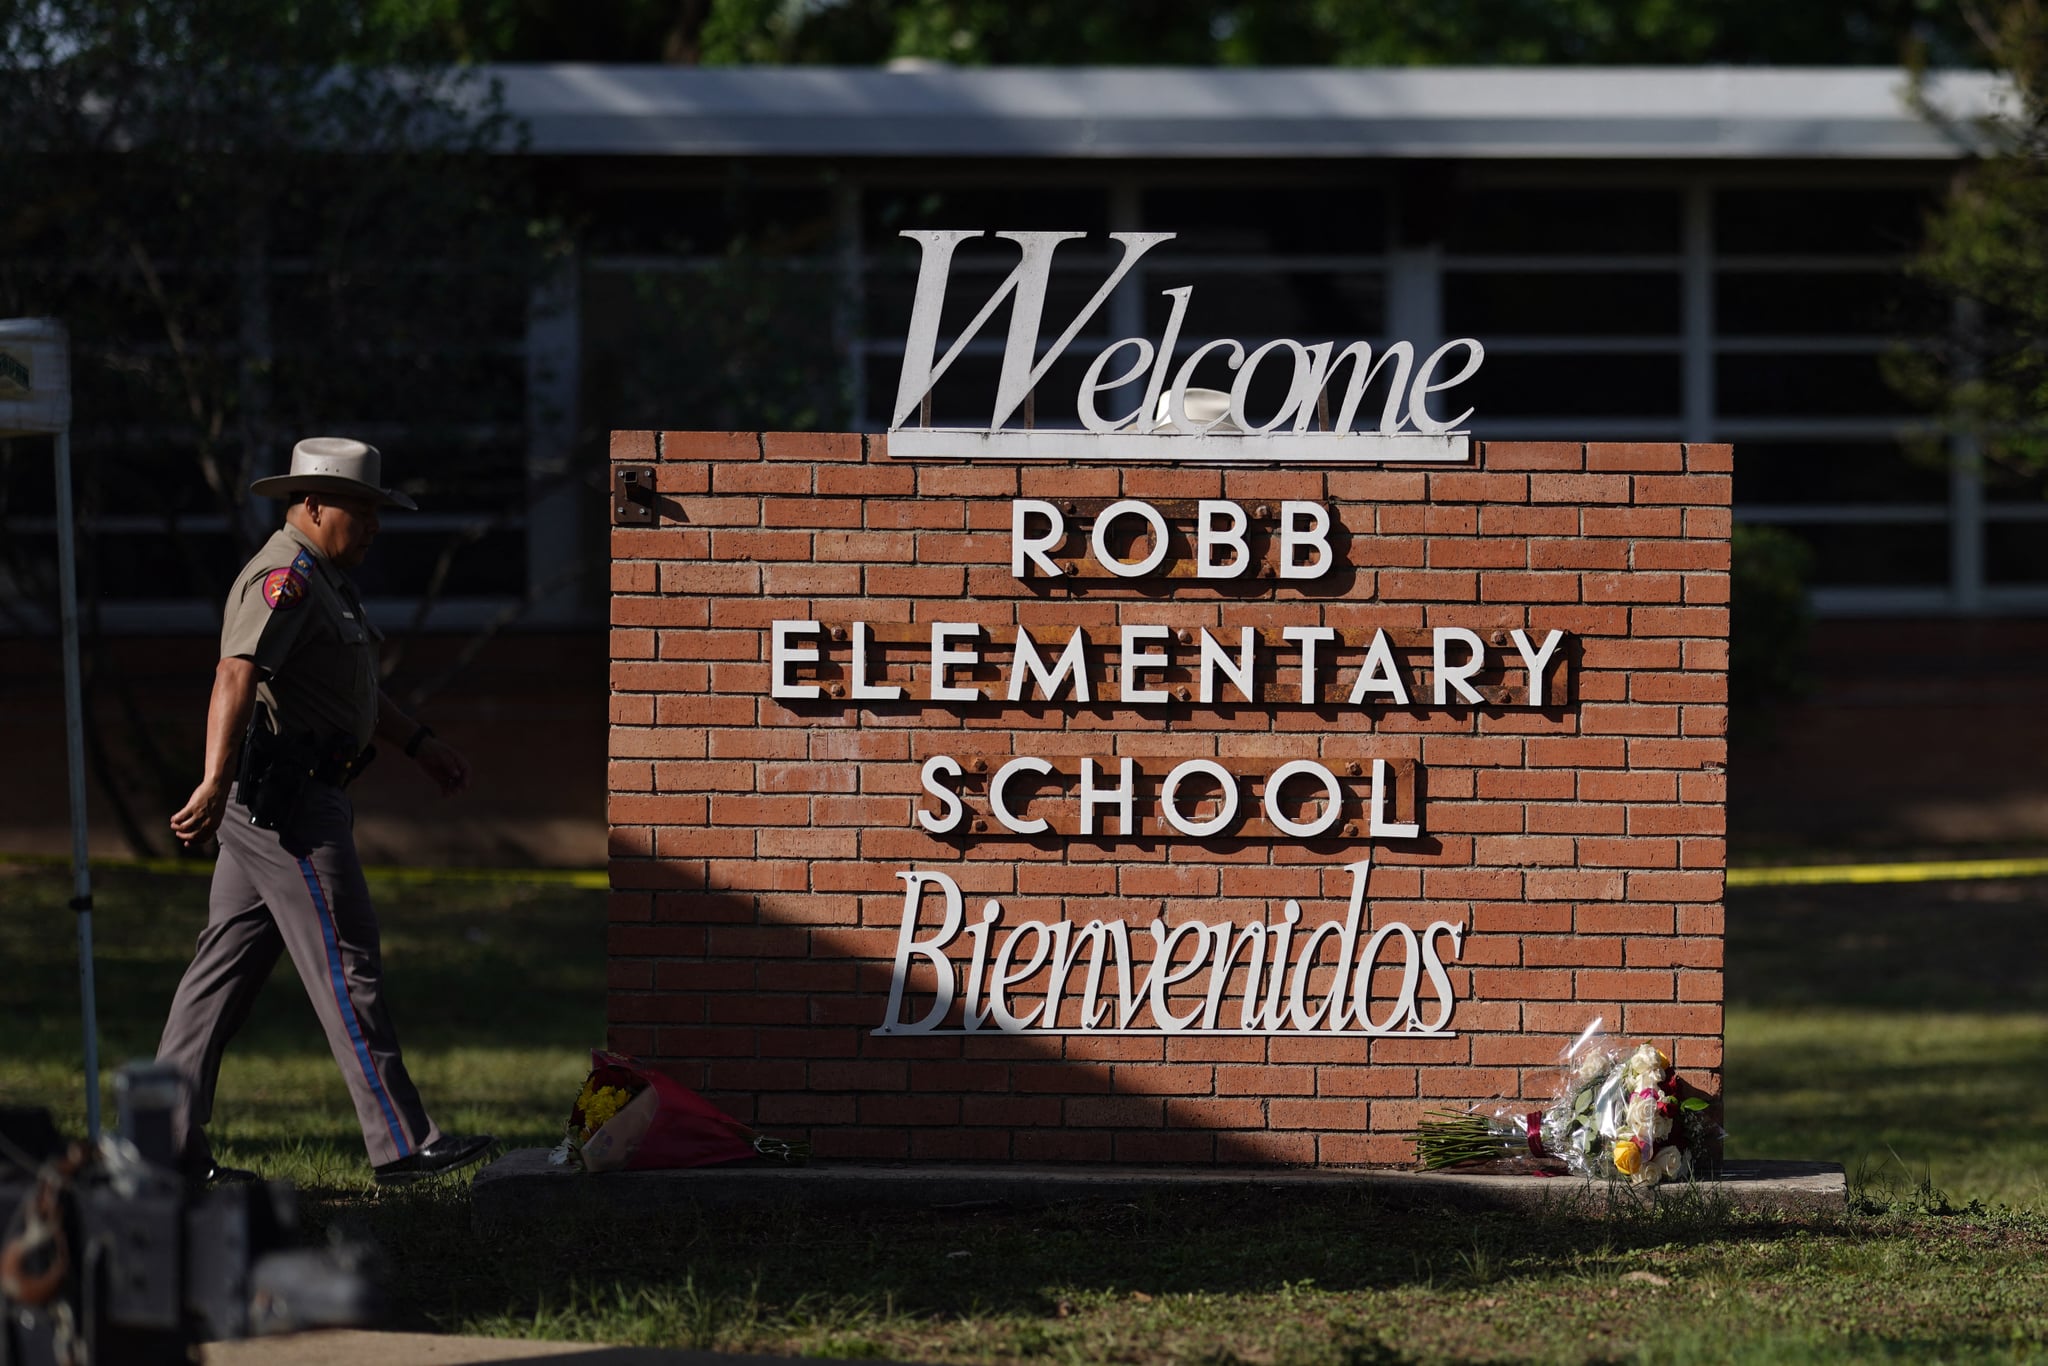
[156,784,441,1170]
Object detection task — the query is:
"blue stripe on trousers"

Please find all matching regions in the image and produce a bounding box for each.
[297,857,410,1158]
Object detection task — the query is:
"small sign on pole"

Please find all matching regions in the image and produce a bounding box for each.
[0,320,73,434]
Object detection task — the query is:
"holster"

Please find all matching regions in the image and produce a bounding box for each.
[237,705,373,831]
[238,704,312,831]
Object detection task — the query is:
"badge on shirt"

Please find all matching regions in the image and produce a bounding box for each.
[261,553,314,611]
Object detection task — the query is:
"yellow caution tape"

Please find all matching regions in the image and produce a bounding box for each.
[1726,857,2048,888]
[9,853,2048,893]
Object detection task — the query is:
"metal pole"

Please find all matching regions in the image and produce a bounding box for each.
[52,425,101,1141]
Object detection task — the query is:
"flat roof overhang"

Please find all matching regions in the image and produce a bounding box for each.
[485,65,2007,160]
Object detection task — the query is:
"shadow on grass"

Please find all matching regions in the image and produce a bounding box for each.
[1725,876,2048,1013]
[10,865,2048,1358]
[0,864,607,1067]
[319,1179,2048,1360]
[349,1184,1758,1321]
[1723,876,2048,1209]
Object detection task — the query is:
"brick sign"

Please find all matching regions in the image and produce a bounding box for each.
[607,432,1729,1164]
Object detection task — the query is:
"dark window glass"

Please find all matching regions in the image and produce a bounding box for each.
[869,343,1351,434]
[1139,186,1387,254]
[2,531,58,608]
[69,360,198,430]
[1981,464,2048,501]
[1716,271,1938,336]
[1443,189,1680,254]
[377,429,530,513]
[1760,522,1948,586]
[353,526,528,598]
[865,240,1128,343]
[83,532,245,602]
[272,271,528,348]
[272,350,528,427]
[0,435,57,518]
[31,274,237,351]
[864,186,1109,241]
[865,350,1113,430]
[1714,188,1935,255]
[76,441,236,518]
[1732,441,1948,505]
[1143,271,1385,339]
[1444,272,1679,336]
[583,266,849,435]
[581,184,834,257]
[1986,522,2048,585]
[1717,354,1921,417]
[1464,353,1681,419]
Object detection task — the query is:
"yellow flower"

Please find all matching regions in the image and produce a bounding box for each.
[1611,1137,1645,1176]
[579,1084,632,1139]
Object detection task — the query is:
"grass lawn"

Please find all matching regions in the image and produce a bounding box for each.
[4,860,2047,1363]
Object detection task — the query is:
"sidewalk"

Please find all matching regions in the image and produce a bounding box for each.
[470,1150,1847,1226]
[203,1331,898,1365]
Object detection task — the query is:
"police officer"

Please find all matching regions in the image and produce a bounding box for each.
[156,437,494,1186]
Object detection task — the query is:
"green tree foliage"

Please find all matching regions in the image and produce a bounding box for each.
[1890,0,2048,478]
[364,0,1984,66]
[0,0,557,852]
[1730,524,1814,723]
[0,0,549,558]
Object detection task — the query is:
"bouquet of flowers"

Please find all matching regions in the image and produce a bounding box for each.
[549,1050,811,1172]
[1410,1021,1715,1185]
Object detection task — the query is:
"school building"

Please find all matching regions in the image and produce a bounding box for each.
[3,64,2038,864]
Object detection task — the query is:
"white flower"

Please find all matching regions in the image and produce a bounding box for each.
[1653,1113,1673,1141]
[1627,1044,1669,1081]
[1625,1094,1659,1133]
[1646,1145,1684,1184]
[1576,1052,1610,1083]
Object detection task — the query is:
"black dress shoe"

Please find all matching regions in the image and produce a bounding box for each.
[201,1161,261,1186]
[372,1134,495,1186]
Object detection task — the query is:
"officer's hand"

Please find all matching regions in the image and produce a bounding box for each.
[414,737,471,797]
[170,778,230,846]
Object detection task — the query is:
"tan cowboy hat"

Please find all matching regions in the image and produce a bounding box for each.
[249,437,419,510]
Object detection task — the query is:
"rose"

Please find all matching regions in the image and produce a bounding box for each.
[1646,1145,1684,1184]
[1625,1094,1659,1134]
[1612,1137,1645,1177]
[1653,1113,1673,1141]
[1627,1044,1670,1079]
[1576,1052,1609,1084]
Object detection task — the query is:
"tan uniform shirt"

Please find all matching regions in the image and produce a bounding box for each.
[220,524,382,752]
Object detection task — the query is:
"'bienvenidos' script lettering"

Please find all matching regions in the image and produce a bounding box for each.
[876,858,1464,1037]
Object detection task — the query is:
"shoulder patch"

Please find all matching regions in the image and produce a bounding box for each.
[261,566,309,612]
[291,548,317,576]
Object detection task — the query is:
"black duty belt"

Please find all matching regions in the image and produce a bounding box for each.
[311,742,377,788]
[239,703,377,830]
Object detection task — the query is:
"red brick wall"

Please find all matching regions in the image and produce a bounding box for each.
[606,432,1729,1164]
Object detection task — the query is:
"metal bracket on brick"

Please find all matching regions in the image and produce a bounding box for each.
[613,466,657,525]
